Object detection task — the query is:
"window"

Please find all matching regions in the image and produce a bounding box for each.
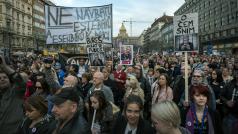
[0,5,2,14]
[16,1,20,8]
[22,15,24,22]
[17,13,19,20]
[22,4,24,11]
[222,31,227,36]
[231,29,235,35]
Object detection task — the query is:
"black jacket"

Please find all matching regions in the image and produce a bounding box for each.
[181,107,223,134]
[220,79,238,116]
[53,111,91,134]
[18,115,55,134]
[88,103,115,134]
[112,114,155,134]
[0,73,26,134]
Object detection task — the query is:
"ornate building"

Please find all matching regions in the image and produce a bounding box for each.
[113,23,139,49]
[0,0,33,54]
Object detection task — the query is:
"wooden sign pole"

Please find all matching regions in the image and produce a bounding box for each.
[185,52,189,102]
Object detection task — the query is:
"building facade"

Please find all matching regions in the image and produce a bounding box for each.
[32,0,46,51]
[138,29,147,46]
[143,14,173,53]
[0,0,33,54]
[175,0,238,54]
[159,20,174,52]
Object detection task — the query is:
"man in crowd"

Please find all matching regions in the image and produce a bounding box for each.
[92,54,104,66]
[0,56,26,134]
[87,72,114,103]
[54,62,65,86]
[172,65,192,105]
[41,57,60,89]
[63,75,78,88]
[78,58,89,78]
[50,88,90,134]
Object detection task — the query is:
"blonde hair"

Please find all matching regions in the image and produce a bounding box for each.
[151,100,181,128]
[126,76,140,89]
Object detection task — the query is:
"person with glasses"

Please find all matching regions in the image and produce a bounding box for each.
[151,100,191,134]
[182,84,223,134]
[32,78,50,99]
[112,95,154,134]
[191,70,216,111]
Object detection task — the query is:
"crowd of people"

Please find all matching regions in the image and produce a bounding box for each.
[0,52,237,134]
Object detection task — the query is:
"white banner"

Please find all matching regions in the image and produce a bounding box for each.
[45,4,112,44]
[174,13,199,51]
[173,13,198,35]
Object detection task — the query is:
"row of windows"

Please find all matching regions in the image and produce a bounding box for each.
[33,5,44,13]
[178,0,237,16]
[15,0,32,13]
[0,5,2,14]
[34,22,45,29]
[202,28,237,41]
[199,11,238,32]
[34,14,44,21]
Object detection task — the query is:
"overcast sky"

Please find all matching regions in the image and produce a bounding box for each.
[50,0,185,37]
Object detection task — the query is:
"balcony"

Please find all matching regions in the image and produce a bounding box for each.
[5,0,13,6]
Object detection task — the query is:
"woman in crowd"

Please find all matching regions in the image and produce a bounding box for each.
[208,69,224,101]
[32,78,50,99]
[88,90,119,134]
[183,84,223,134]
[124,75,144,103]
[208,69,225,117]
[18,95,55,134]
[152,73,173,104]
[112,94,154,134]
[80,72,93,99]
[151,100,191,134]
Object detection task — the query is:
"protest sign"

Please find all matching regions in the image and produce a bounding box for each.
[58,53,88,68]
[120,45,133,65]
[45,4,112,44]
[174,13,199,52]
[87,36,105,66]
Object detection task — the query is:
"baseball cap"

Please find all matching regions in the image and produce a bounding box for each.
[54,62,61,69]
[43,57,53,64]
[49,87,79,105]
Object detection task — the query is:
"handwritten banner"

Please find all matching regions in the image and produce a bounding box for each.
[174,13,198,35]
[45,4,112,44]
[174,13,199,52]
